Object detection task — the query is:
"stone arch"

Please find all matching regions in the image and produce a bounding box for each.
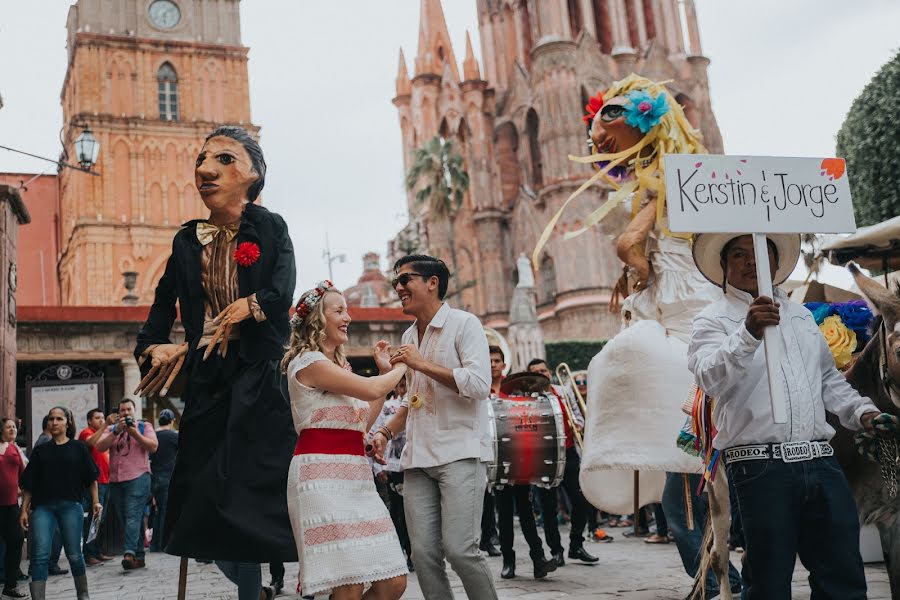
[525,108,543,187]
[109,56,135,116]
[183,183,197,220]
[148,183,163,225]
[202,60,226,122]
[494,121,520,209]
[143,252,171,299]
[112,139,131,221]
[439,117,450,140]
[167,182,180,225]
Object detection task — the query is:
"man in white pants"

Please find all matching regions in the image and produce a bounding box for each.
[371,255,498,600]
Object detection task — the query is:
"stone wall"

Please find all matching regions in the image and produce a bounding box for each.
[0,185,30,417]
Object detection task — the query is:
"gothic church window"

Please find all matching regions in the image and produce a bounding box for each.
[592,0,613,53]
[539,256,556,304]
[567,0,583,37]
[157,62,179,121]
[526,109,543,187]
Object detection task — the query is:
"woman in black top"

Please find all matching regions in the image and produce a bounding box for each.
[20,407,100,600]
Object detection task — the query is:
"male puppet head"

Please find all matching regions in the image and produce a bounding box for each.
[195,126,266,212]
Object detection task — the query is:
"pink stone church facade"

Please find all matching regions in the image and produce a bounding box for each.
[390,0,722,341]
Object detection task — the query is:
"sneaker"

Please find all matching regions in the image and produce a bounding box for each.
[2,588,28,598]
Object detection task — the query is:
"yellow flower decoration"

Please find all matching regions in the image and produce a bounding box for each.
[408,394,423,410]
[819,315,857,370]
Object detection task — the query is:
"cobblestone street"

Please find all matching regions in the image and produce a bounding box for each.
[31,524,891,599]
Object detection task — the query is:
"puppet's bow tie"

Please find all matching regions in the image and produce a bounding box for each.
[196,221,240,246]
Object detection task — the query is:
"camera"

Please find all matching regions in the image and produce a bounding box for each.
[124,416,135,428]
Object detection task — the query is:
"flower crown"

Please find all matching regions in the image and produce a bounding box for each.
[290,280,335,328]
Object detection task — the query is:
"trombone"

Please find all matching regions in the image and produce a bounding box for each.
[555,362,588,451]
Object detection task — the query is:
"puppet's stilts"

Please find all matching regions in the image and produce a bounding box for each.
[633,471,640,536]
[177,557,188,600]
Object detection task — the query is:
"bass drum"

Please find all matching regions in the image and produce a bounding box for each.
[487,393,566,488]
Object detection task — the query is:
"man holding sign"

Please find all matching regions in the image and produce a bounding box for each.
[687,232,880,599]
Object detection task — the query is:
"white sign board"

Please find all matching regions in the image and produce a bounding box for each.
[664,155,857,234]
[30,382,100,446]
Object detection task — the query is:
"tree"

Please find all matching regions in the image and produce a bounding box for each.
[405,136,470,294]
[836,50,900,227]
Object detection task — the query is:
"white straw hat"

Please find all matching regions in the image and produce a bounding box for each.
[691,233,801,287]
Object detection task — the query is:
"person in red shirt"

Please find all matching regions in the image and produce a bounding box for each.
[79,408,112,566]
[527,359,600,567]
[0,417,27,598]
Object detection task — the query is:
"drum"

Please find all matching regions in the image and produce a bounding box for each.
[487,392,566,487]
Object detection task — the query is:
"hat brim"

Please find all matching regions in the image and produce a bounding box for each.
[692,233,801,288]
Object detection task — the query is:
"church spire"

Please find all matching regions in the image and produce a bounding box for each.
[414,0,460,81]
[396,48,411,96]
[462,30,481,81]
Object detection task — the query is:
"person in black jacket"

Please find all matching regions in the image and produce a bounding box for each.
[134,126,297,600]
[20,407,100,600]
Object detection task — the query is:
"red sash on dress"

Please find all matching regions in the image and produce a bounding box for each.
[294,428,365,456]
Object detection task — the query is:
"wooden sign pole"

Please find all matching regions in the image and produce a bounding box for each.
[752,233,787,424]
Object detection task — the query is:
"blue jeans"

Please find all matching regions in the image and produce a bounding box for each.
[727,456,867,600]
[30,501,86,582]
[215,561,261,600]
[149,475,171,552]
[109,473,151,559]
[662,472,742,596]
[82,483,109,559]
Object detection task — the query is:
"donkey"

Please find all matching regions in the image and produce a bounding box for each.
[695,264,900,599]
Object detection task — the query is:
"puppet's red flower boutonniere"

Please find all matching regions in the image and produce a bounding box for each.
[234,242,261,267]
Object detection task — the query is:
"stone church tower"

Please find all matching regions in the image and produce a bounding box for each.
[391,0,721,341]
[57,0,256,305]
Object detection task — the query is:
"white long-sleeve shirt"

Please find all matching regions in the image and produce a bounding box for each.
[399,303,493,469]
[688,285,878,450]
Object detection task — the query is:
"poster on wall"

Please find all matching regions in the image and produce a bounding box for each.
[27,381,102,449]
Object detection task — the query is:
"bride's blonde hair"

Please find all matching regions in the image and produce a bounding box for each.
[280,285,347,373]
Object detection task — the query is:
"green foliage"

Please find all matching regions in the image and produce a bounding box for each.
[836,50,900,227]
[406,136,470,219]
[544,339,608,372]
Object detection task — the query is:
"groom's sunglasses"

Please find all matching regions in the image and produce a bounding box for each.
[391,272,426,289]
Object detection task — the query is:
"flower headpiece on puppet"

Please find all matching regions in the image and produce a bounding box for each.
[534,74,705,268]
[290,280,335,328]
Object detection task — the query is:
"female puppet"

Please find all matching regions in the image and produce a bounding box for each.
[134,126,296,600]
[533,75,720,514]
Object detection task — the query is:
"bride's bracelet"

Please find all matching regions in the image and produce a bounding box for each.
[376,426,393,441]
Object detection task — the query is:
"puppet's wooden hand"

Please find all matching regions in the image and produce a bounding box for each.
[135,343,188,397]
[205,298,253,360]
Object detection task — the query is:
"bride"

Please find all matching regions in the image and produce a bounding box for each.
[282,280,408,599]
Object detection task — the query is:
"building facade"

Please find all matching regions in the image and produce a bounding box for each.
[57,0,255,306]
[390,0,722,341]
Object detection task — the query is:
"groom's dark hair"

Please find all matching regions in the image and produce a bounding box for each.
[393,254,450,300]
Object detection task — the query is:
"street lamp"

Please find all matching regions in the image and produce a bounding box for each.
[74,127,100,171]
[0,124,101,176]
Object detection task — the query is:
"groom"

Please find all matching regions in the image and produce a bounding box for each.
[371,255,498,600]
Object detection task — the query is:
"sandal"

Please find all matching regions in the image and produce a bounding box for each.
[607,518,619,527]
[644,533,669,544]
[618,518,633,528]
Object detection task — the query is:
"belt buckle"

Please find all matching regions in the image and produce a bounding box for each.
[779,441,812,463]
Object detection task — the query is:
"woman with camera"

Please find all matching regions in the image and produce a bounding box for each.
[20,407,101,600]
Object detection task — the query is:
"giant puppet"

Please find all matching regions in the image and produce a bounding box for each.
[133,126,297,597]
[533,75,716,513]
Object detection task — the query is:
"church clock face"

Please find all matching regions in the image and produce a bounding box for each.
[149,0,181,29]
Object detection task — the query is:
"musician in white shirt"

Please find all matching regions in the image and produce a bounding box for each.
[371,255,497,600]
[687,233,879,600]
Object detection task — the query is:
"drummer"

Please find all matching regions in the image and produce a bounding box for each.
[490,346,558,581]
[526,359,602,565]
